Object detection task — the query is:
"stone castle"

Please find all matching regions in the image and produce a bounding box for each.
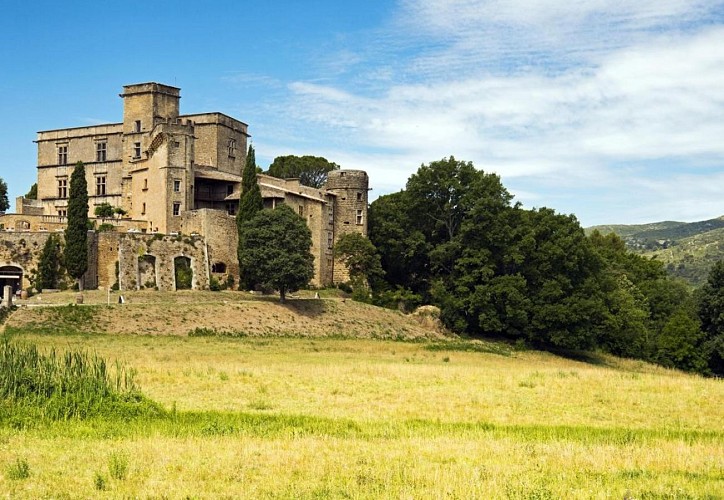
[0,82,368,294]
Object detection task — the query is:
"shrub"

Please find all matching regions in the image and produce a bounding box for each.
[94,471,107,490]
[6,458,30,480]
[108,451,129,480]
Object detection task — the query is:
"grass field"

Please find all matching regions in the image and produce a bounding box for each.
[1,294,723,498]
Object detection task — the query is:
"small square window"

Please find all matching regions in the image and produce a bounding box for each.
[173,179,181,192]
[298,205,304,217]
[357,192,362,201]
[356,209,363,225]
[173,202,181,216]
[133,142,141,158]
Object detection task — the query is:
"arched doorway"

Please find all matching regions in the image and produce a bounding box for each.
[174,256,193,290]
[138,255,157,289]
[0,265,23,298]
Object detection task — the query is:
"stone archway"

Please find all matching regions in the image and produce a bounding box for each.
[174,256,193,290]
[138,254,157,289]
[0,265,23,298]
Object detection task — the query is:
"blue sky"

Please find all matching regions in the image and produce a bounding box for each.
[2,0,724,226]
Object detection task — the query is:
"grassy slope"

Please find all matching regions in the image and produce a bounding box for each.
[1,294,723,497]
[585,220,685,238]
[644,227,724,286]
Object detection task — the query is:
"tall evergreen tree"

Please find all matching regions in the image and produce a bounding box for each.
[37,234,62,290]
[64,162,89,291]
[236,145,263,289]
[0,177,8,212]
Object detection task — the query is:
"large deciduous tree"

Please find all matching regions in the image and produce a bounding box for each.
[236,145,263,289]
[238,204,314,302]
[334,233,385,291]
[266,155,339,188]
[697,260,724,375]
[64,162,89,290]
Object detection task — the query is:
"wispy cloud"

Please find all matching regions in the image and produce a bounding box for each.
[250,0,724,225]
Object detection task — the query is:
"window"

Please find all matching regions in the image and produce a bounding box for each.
[356,209,363,225]
[57,145,68,165]
[143,178,148,190]
[141,202,146,215]
[133,142,141,158]
[327,232,333,249]
[211,262,227,273]
[298,205,304,217]
[96,142,107,162]
[57,178,68,198]
[357,192,362,201]
[328,206,334,225]
[226,203,236,215]
[227,184,234,196]
[134,120,141,132]
[173,202,181,216]
[228,138,236,157]
[57,209,67,218]
[173,179,181,192]
[95,176,106,196]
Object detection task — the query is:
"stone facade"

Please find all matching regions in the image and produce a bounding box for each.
[3,82,369,291]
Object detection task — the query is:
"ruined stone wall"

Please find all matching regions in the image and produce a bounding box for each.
[117,233,208,291]
[97,232,121,290]
[181,209,237,284]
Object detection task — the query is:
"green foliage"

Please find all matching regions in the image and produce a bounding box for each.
[64,162,89,289]
[113,206,128,219]
[0,177,8,212]
[696,261,724,375]
[174,257,192,290]
[37,234,62,290]
[6,458,30,480]
[94,202,115,221]
[108,451,129,480]
[93,471,107,490]
[239,204,314,302]
[266,155,340,188]
[0,338,160,420]
[97,223,115,232]
[237,145,263,289]
[334,233,385,292]
[25,182,37,200]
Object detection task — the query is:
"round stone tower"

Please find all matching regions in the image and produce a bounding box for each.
[326,170,369,283]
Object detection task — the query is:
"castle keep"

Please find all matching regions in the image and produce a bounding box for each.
[1,83,368,293]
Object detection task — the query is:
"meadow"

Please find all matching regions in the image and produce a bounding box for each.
[1,294,722,498]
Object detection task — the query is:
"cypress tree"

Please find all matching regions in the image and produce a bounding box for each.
[236,145,263,289]
[65,161,89,291]
[37,234,62,290]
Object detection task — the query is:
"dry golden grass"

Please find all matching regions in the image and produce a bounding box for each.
[1,295,723,497]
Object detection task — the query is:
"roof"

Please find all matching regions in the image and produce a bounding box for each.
[194,167,242,183]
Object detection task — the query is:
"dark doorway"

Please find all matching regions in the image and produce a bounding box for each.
[174,256,193,290]
[0,266,23,297]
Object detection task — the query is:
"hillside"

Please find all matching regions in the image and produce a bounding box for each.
[6,289,446,340]
[586,215,724,286]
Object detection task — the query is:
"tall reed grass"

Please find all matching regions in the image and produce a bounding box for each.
[0,338,162,420]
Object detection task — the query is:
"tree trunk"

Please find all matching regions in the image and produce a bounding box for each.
[77,277,84,292]
[279,287,286,303]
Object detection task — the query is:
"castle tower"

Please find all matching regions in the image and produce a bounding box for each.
[326,170,369,283]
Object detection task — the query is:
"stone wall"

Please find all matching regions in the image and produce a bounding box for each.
[182,209,238,285]
[117,233,208,291]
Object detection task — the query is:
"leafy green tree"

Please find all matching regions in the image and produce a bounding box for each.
[236,145,263,289]
[64,162,89,290]
[655,306,707,373]
[37,234,62,290]
[239,204,314,302]
[697,260,724,374]
[334,233,385,291]
[94,202,115,223]
[0,178,8,212]
[25,183,37,200]
[113,207,128,220]
[267,155,339,188]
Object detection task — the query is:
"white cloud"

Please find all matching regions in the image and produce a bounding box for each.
[250,0,724,225]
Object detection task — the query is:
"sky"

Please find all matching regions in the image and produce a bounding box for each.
[1,0,724,227]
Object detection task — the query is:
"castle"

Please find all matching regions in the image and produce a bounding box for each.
[0,83,369,293]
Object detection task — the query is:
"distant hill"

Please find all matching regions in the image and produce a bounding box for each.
[586,216,724,286]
